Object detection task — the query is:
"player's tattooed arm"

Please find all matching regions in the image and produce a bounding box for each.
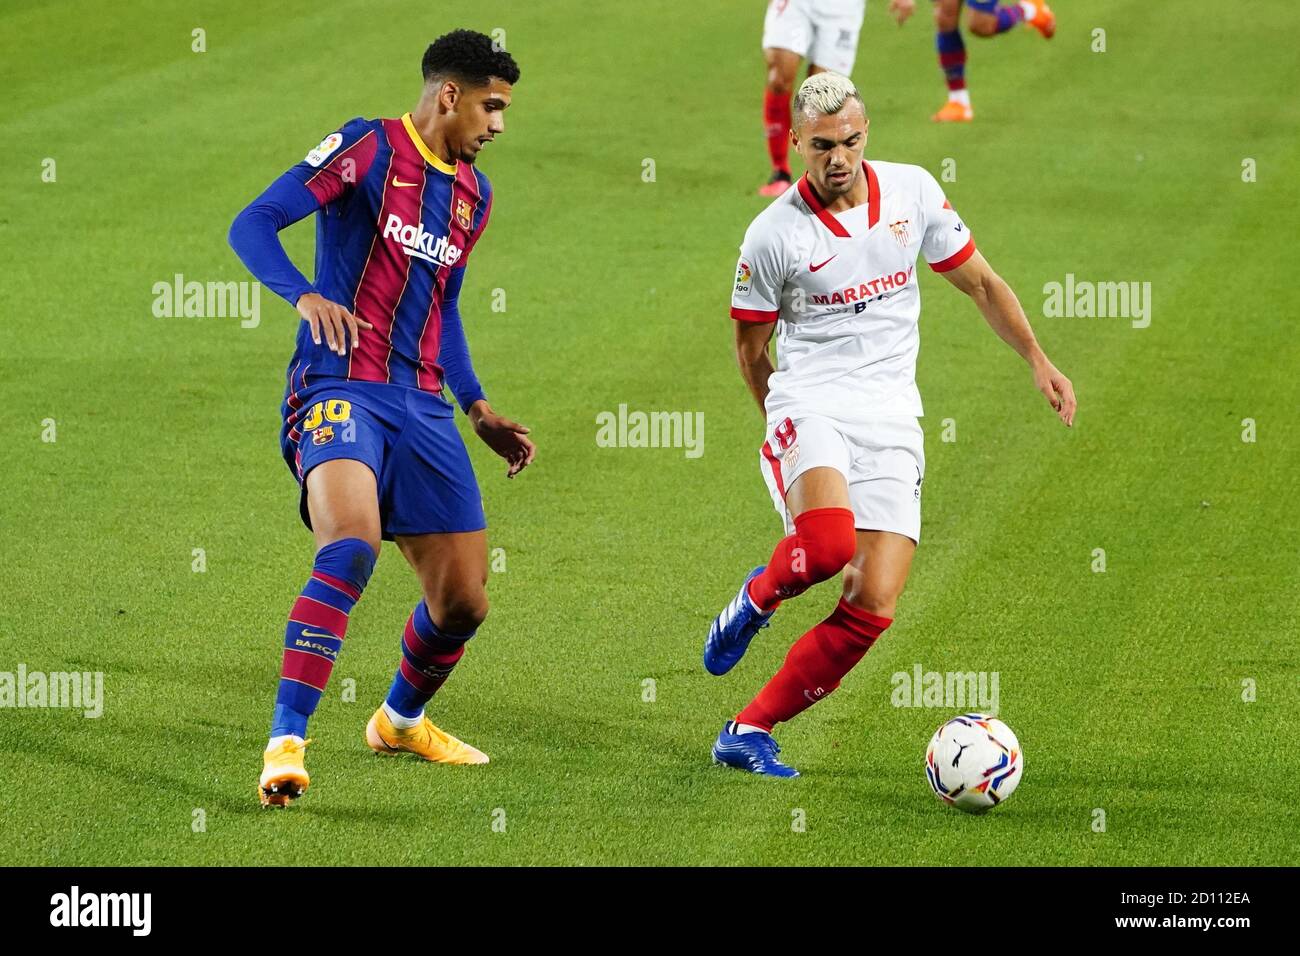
[295,293,373,357]
[468,401,535,479]
[940,249,1077,427]
[734,319,778,415]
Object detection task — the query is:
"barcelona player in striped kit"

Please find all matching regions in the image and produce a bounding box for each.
[229,31,533,807]
[931,0,1056,123]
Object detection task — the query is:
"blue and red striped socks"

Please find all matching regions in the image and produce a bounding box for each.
[383,600,474,721]
[270,538,376,741]
[995,3,1027,32]
[936,29,968,103]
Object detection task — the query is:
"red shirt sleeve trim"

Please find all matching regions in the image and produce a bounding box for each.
[929,235,976,273]
[731,306,779,323]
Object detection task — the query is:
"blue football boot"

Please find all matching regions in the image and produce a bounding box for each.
[711,721,800,778]
[703,566,774,676]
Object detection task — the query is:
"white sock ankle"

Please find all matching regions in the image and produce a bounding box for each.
[266,734,303,751]
[382,701,423,729]
[949,89,971,107]
[734,722,769,736]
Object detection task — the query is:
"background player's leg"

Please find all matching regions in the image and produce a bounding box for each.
[966,2,1049,37]
[382,530,489,723]
[761,47,802,195]
[933,0,973,121]
[735,530,909,733]
[747,466,856,611]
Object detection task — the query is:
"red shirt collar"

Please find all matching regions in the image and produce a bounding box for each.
[796,161,880,237]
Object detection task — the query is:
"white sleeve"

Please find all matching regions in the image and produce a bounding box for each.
[730,220,786,323]
[919,170,976,273]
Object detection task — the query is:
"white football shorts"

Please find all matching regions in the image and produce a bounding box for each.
[759,414,925,543]
[761,0,867,76]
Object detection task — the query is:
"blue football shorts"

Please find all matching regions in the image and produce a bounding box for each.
[279,379,485,539]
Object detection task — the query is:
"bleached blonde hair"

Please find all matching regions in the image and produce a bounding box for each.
[793,72,865,128]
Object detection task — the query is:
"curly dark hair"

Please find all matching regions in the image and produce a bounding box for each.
[422,29,520,87]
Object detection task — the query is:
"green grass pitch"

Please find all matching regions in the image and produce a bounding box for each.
[1,0,1297,866]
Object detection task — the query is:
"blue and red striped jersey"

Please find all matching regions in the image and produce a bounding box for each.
[230,113,493,407]
[286,114,492,393]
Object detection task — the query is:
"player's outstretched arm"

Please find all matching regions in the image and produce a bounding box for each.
[734,318,778,415]
[940,249,1077,427]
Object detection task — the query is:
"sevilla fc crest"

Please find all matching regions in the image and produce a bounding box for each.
[889,219,910,246]
[455,198,473,231]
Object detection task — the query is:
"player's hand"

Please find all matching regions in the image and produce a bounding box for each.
[1032,357,1077,427]
[888,0,916,25]
[469,401,536,478]
[296,292,373,356]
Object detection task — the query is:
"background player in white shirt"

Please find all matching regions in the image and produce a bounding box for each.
[708,72,1076,777]
[759,0,916,196]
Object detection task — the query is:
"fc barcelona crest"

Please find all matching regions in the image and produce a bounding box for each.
[311,426,334,446]
[455,198,473,231]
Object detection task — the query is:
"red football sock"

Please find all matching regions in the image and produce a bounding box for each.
[736,599,892,731]
[747,507,856,612]
[764,88,792,176]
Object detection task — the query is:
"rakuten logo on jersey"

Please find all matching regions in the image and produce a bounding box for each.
[810,265,914,309]
[382,214,462,266]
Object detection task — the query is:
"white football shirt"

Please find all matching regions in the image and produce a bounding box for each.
[731,161,975,423]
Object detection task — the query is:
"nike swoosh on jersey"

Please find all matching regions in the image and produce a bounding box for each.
[809,256,837,272]
[391,176,420,188]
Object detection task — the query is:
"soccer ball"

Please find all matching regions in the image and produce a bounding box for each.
[925,713,1023,813]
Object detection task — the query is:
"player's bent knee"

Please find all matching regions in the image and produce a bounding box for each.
[767,72,794,95]
[966,13,997,36]
[320,530,381,557]
[804,536,856,582]
[792,507,857,585]
[429,593,489,636]
[841,577,901,619]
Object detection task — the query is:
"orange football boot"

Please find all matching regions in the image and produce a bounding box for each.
[258,737,311,807]
[366,707,489,765]
[932,100,974,123]
[1026,1,1055,39]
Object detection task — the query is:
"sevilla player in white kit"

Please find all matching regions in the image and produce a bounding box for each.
[707,72,1076,777]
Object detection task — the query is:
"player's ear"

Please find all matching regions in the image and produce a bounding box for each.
[438,79,460,113]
